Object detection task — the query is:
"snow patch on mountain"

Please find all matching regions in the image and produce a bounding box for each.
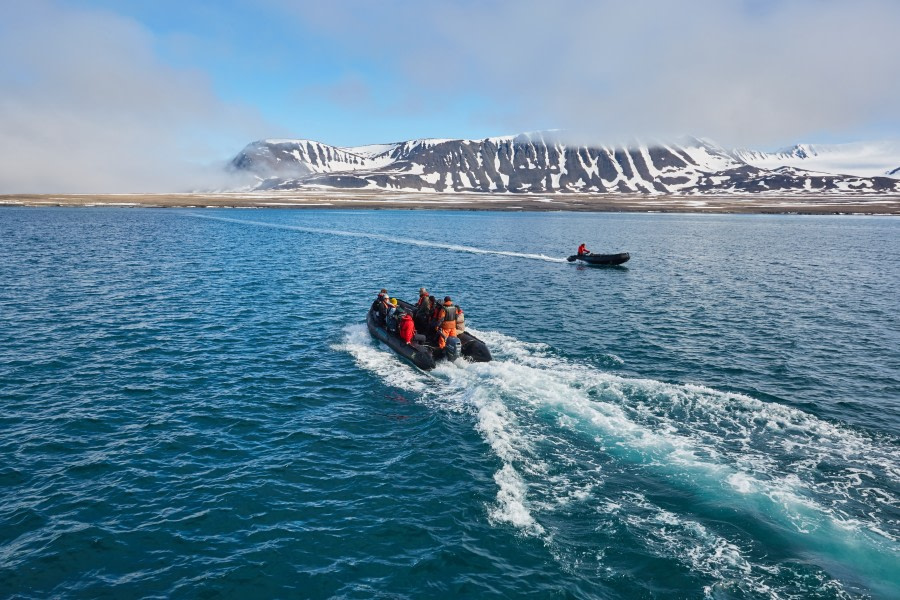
[735,141,900,178]
[229,134,900,195]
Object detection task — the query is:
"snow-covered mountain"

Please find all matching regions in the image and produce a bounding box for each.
[733,141,900,178]
[229,133,900,194]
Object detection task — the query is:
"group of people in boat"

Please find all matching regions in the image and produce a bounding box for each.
[371,287,466,349]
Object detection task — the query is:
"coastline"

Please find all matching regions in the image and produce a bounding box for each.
[2,191,900,215]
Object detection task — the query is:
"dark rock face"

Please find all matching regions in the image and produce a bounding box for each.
[229,134,900,195]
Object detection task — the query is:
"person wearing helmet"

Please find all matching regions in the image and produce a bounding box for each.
[386,298,401,333]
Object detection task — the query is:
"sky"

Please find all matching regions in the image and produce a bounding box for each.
[2,0,900,192]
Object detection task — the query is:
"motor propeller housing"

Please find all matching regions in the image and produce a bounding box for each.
[444,336,462,362]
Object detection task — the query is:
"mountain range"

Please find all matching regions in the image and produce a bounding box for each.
[229,133,900,195]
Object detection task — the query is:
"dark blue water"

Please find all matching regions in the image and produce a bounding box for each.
[1,207,898,599]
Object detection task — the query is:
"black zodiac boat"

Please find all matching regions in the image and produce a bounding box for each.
[367,299,492,371]
[567,252,630,265]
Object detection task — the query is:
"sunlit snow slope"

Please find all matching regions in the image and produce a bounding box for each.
[230,133,900,195]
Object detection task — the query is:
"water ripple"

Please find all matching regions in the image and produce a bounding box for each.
[1,208,898,599]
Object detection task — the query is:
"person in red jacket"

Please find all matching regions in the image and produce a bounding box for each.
[577,243,590,256]
[399,313,416,344]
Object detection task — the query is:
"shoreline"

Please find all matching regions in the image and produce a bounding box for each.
[2,191,900,215]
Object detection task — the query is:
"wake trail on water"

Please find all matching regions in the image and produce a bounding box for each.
[184,213,567,263]
[337,324,900,598]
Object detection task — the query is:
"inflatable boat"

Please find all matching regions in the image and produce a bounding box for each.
[567,252,630,265]
[366,299,491,371]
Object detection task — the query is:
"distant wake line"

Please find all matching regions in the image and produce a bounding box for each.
[184,213,567,263]
[187,213,566,262]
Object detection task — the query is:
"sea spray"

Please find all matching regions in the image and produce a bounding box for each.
[341,324,900,597]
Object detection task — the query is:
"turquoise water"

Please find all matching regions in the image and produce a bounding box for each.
[1,207,898,599]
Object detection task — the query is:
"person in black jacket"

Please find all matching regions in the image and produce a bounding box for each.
[371,289,391,325]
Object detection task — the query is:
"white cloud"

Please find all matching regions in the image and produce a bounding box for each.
[0,1,266,193]
[272,0,900,147]
[4,0,899,194]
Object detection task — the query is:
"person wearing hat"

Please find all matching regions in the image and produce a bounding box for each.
[416,287,429,308]
[436,296,459,344]
[415,293,435,331]
[371,288,391,325]
[386,298,401,333]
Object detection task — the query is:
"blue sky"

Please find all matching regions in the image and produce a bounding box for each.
[61,0,509,146]
[2,0,899,191]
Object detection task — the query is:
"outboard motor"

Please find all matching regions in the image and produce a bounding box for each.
[444,336,462,362]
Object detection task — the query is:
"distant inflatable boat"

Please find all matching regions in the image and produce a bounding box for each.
[567,252,630,265]
[366,299,492,371]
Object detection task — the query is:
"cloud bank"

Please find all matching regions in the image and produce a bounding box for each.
[276,0,900,148]
[3,0,899,193]
[0,1,265,193]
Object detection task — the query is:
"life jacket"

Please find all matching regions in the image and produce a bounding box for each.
[386,308,400,332]
[442,304,457,322]
[372,297,387,318]
[439,304,458,338]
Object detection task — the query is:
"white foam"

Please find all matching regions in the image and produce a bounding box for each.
[332,324,429,394]
[489,463,546,536]
[339,322,900,593]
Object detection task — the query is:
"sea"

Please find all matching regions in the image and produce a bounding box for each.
[1,207,898,599]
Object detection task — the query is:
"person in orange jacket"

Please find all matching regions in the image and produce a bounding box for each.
[416,287,429,307]
[399,313,416,344]
[437,296,459,340]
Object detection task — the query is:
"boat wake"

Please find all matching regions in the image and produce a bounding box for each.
[338,324,900,598]
[184,213,567,263]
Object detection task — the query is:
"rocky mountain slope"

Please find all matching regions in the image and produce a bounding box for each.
[229,133,900,194]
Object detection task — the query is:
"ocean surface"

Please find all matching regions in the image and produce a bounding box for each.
[1,207,898,599]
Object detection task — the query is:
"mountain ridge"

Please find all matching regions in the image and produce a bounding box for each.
[229,133,900,195]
